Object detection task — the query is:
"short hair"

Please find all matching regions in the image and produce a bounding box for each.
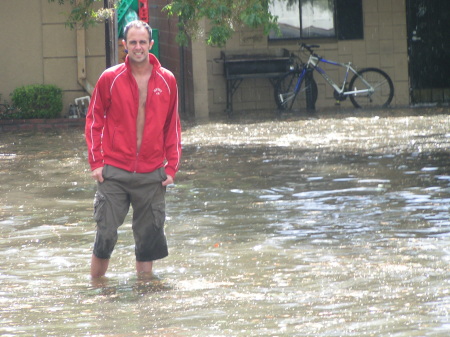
[123,20,153,41]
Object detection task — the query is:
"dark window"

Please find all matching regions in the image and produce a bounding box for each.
[269,0,363,40]
[336,0,364,40]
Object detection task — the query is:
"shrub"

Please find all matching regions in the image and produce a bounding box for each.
[11,84,63,119]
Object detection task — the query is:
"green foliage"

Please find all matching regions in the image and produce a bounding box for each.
[48,0,114,29]
[49,0,280,47]
[11,85,63,119]
[163,0,279,47]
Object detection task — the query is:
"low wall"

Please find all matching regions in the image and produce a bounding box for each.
[0,118,85,133]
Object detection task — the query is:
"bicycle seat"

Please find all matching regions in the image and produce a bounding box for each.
[300,43,320,50]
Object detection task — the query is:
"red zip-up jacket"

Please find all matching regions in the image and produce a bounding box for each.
[85,54,181,178]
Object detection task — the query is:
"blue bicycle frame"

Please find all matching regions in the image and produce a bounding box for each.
[276,43,394,110]
[304,54,374,96]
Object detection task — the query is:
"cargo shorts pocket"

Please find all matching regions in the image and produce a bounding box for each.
[151,202,166,229]
[158,167,168,182]
[93,191,106,222]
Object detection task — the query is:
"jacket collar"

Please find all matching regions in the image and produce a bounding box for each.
[125,53,161,70]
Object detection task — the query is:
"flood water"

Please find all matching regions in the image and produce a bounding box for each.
[1,108,450,336]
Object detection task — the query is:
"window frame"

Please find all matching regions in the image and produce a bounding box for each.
[268,0,364,41]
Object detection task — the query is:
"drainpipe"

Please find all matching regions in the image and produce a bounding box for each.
[75,0,94,94]
[76,27,94,95]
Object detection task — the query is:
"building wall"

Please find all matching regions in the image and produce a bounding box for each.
[0,0,105,117]
[0,0,410,120]
[199,0,409,117]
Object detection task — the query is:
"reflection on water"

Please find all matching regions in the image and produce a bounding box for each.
[1,110,450,336]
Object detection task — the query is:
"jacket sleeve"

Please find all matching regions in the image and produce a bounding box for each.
[85,73,111,171]
[163,78,182,179]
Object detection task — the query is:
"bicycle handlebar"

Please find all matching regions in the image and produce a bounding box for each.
[300,43,320,55]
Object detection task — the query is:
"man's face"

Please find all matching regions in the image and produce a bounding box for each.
[123,27,154,64]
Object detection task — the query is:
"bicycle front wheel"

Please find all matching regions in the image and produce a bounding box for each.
[349,68,394,108]
[274,70,318,113]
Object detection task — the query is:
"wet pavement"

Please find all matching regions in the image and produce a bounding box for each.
[0,106,449,336]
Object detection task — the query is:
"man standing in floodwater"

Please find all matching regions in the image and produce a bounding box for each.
[85,20,182,279]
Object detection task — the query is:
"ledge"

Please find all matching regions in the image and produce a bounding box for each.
[0,118,85,133]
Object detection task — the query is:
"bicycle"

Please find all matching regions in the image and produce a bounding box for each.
[275,43,394,112]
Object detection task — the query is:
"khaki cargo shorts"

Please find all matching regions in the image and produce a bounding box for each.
[92,165,168,261]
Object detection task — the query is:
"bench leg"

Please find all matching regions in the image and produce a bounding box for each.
[226,79,243,116]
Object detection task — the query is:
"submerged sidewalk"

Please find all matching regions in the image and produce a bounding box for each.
[0,106,448,133]
[0,118,85,132]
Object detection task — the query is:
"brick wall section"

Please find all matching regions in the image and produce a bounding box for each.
[0,119,85,133]
[149,0,195,118]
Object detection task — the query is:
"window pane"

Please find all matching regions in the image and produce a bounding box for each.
[336,0,363,40]
[301,0,335,38]
[269,0,301,39]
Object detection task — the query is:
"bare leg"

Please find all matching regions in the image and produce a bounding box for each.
[91,254,109,278]
[136,260,153,277]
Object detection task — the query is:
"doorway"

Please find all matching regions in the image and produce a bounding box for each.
[406,0,450,105]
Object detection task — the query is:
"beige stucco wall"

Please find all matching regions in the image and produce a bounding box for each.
[0,0,105,117]
[193,0,409,117]
[0,0,409,119]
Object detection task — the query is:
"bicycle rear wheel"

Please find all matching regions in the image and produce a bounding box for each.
[274,70,318,113]
[349,68,394,108]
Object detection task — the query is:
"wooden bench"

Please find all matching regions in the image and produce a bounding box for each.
[220,49,292,115]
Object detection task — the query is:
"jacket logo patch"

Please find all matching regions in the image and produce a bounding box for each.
[154,88,163,95]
